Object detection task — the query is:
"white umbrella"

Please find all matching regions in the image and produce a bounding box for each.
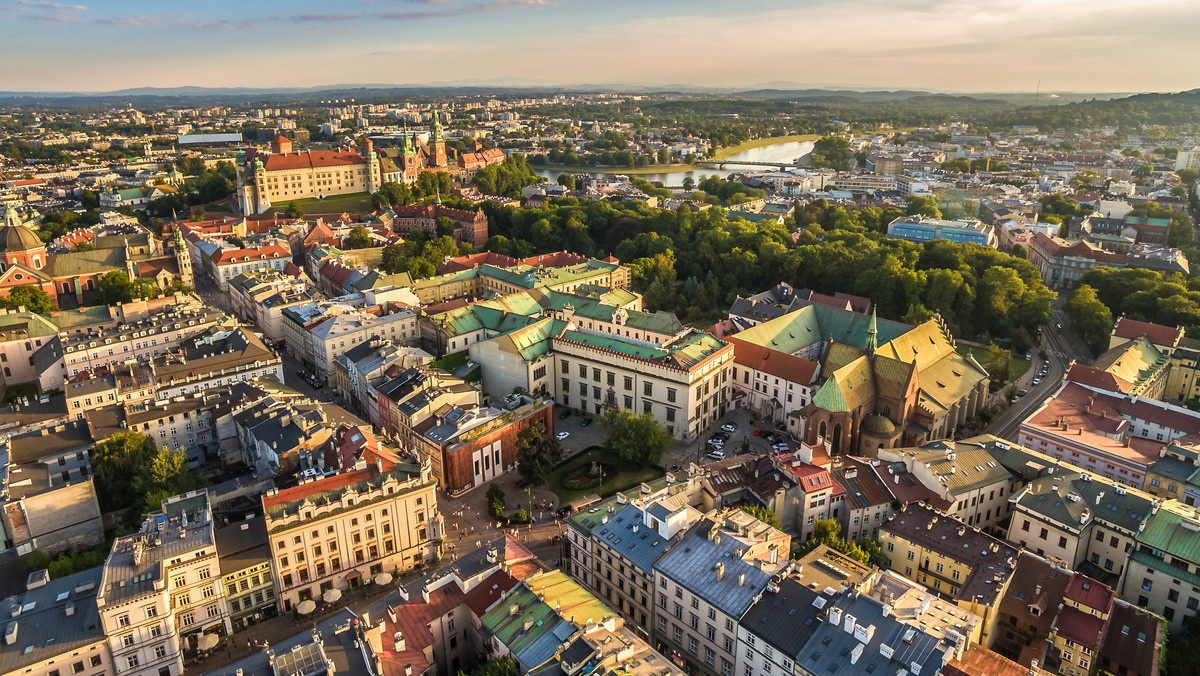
[323,588,342,603]
[296,599,317,615]
[374,572,393,586]
[197,634,219,651]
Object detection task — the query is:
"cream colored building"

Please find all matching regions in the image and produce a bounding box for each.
[96,490,231,676]
[236,136,381,214]
[261,452,442,610]
[553,325,733,440]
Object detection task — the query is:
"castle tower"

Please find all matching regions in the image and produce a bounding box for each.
[271,134,292,154]
[429,110,447,167]
[361,137,381,193]
[253,158,272,214]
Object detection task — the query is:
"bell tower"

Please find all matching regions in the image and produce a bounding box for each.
[174,228,194,289]
[429,110,447,167]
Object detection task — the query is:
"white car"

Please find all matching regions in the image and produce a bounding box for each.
[707,450,726,460]
[556,431,570,441]
[720,423,737,433]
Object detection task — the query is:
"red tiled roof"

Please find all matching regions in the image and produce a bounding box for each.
[1065,364,1132,393]
[137,258,180,278]
[394,204,478,222]
[1031,232,1126,264]
[263,149,366,171]
[1112,317,1182,348]
[945,645,1027,676]
[463,569,520,616]
[379,584,465,676]
[262,468,375,509]
[436,251,517,275]
[517,251,589,268]
[1054,604,1107,649]
[727,335,819,385]
[211,244,289,265]
[1064,573,1114,614]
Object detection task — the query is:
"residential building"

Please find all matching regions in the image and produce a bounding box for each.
[149,326,284,400]
[2,421,104,555]
[572,486,704,638]
[876,440,1014,531]
[0,567,113,676]
[1027,233,1126,290]
[390,204,489,248]
[879,502,1018,647]
[652,509,791,676]
[214,518,278,632]
[96,490,231,676]
[1008,466,1155,584]
[260,449,441,610]
[736,545,874,676]
[1018,380,1200,489]
[830,456,898,541]
[697,453,802,534]
[1120,499,1200,632]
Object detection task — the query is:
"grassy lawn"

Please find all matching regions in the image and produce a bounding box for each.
[271,192,374,215]
[432,351,468,372]
[547,446,664,505]
[956,344,1031,382]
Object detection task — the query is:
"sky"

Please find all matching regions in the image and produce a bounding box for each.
[1,0,1198,94]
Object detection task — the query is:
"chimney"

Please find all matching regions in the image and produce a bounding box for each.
[738,571,746,587]
[716,563,725,581]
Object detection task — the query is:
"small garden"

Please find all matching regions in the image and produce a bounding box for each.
[546,446,663,505]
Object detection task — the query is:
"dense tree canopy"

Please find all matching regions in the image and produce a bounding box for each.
[479,195,1052,343]
[471,155,544,197]
[2,285,53,314]
[516,421,562,487]
[602,409,672,469]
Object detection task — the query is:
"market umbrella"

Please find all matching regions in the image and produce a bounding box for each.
[323,588,342,603]
[197,634,219,651]
[374,572,393,586]
[296,599,317,615]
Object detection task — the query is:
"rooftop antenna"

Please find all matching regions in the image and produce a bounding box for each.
[1034,80,1040,107]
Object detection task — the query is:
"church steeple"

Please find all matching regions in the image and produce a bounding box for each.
[430,109,444,143]
[399,120,413,156]
[866,307,878,358]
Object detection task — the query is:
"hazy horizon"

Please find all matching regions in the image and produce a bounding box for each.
[1,0,1198,94]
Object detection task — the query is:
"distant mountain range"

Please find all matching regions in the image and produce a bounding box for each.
[0,82,1146,107]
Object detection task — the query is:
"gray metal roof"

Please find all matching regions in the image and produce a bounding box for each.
[654,518,785,619]
[0,567,106,675]
[800,593,949,676]
[592,504,674,576]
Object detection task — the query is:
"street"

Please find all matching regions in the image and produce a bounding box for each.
[985,295,1094,441]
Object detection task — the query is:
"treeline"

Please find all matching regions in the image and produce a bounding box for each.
[478,195,1053,347]
[1070,267,1200,354]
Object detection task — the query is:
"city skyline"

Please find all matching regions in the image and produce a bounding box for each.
[1,0,1198,94]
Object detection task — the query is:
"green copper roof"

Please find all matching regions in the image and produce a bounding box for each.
[1138,501,1200,565]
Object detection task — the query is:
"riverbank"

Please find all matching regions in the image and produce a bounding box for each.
[710,134,820,161]
[533,162,697,176]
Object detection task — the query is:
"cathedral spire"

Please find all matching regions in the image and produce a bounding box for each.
[866,306,878,358]
[430,109,444,142]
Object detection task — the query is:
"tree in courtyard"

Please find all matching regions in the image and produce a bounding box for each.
[92,431,157,511]
[739,504,782,530]
[601,408,672,469]
[2,285,53,314]
[285,201,305,219]
[516,420,563,487]
[343,225,372,250]
[133,447,205,517]
[981,342,1012,391]
[379,242,408,275]
[95,271,157,304]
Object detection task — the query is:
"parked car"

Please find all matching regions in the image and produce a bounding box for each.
[707,436,725,447]
[707,450,726,460]
[1032,377,1041,385]
[753,428,767,437]
[773,442,790,453]
[1025,352,1032,360]
[559,409,572,420]
[720,423,737,433]
[556,431,570,441]
[579,418,592,428]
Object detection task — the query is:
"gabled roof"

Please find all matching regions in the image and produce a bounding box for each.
[1112,317,1183,348]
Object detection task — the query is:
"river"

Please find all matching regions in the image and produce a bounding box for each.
[533,139,815,186]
